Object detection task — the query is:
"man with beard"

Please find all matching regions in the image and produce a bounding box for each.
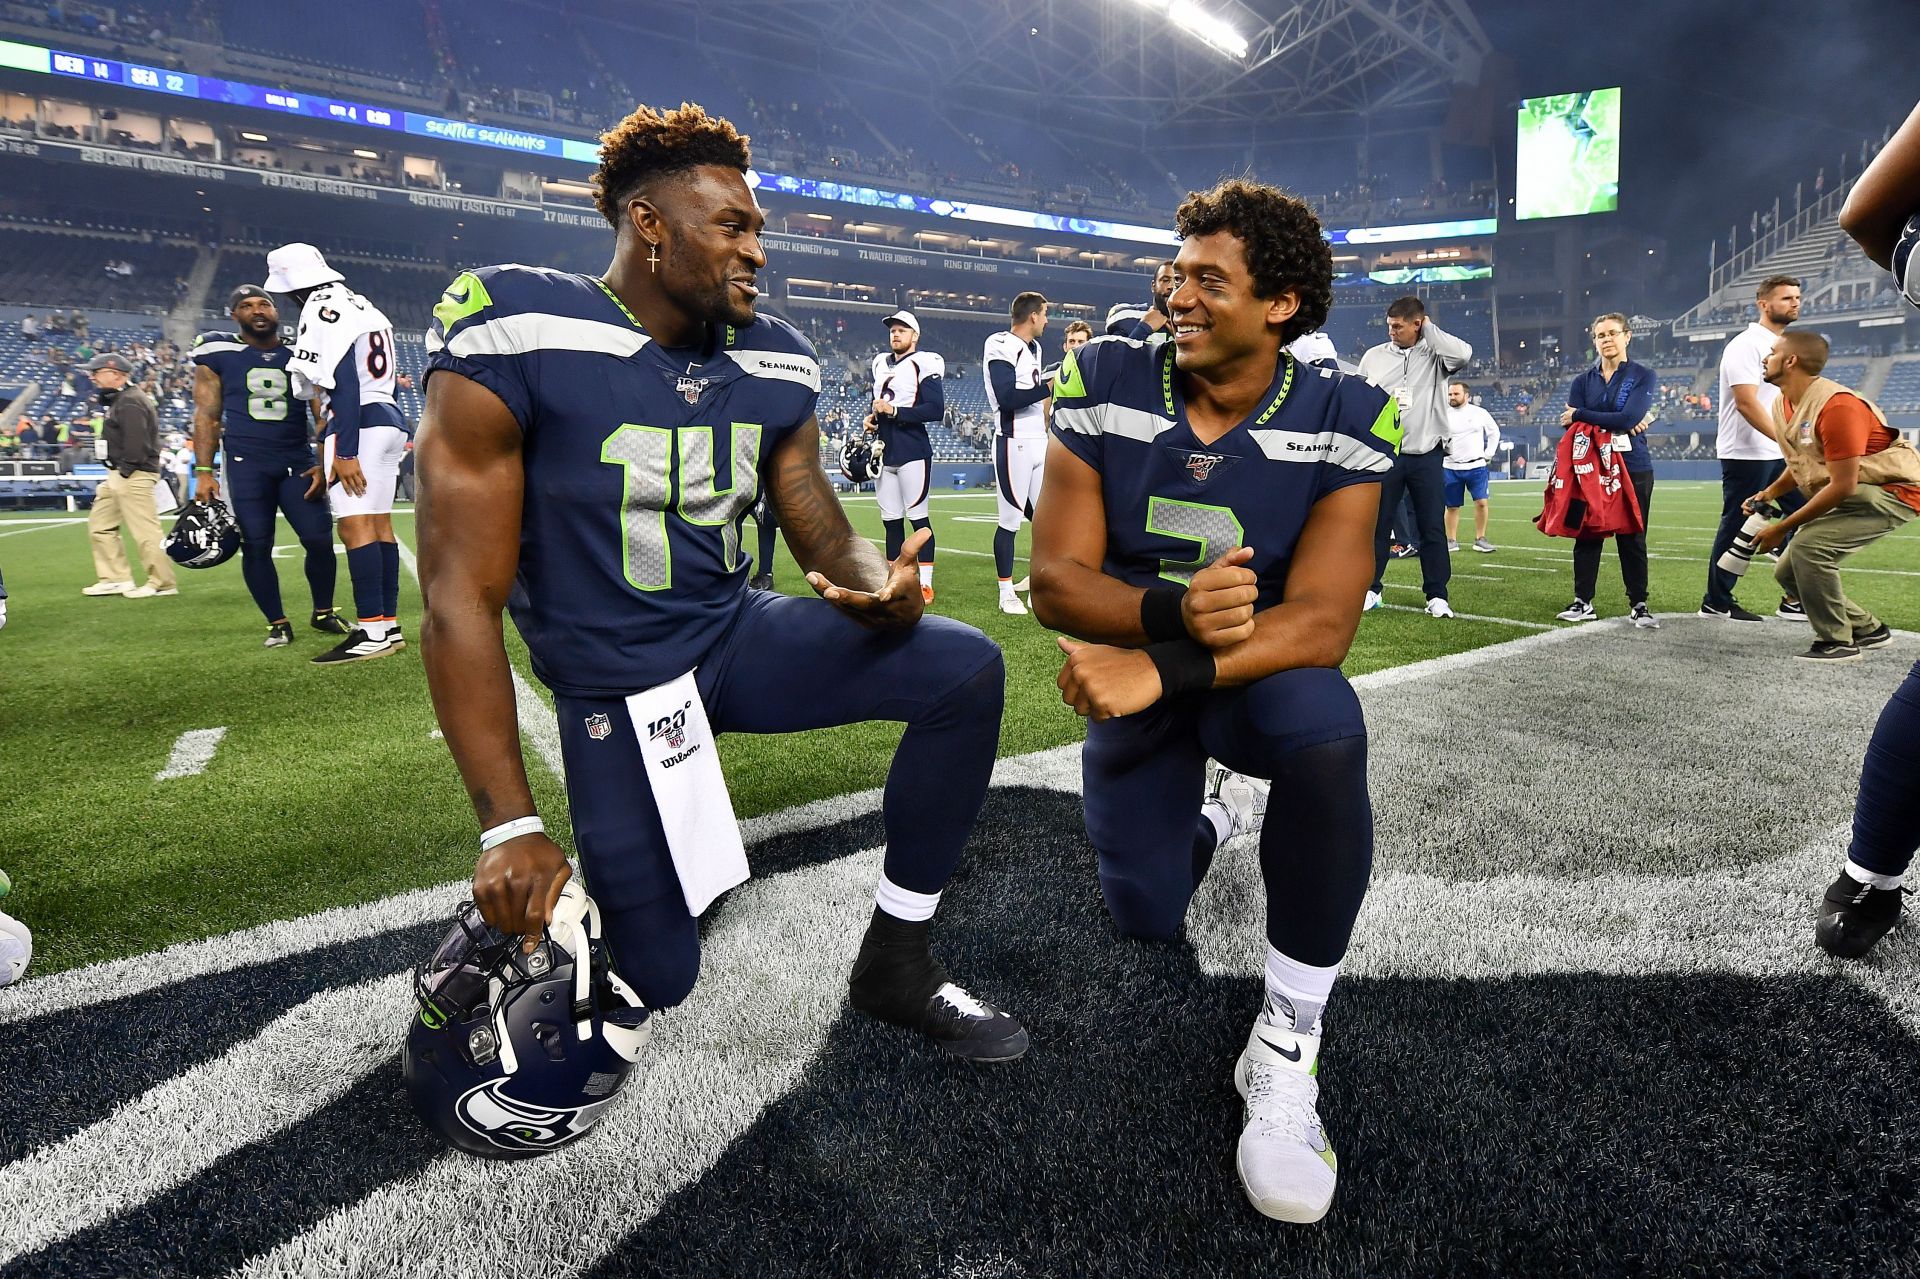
[416,103,1026,1061]
[1106,259,1176,341]
[1702,274,1804,621]
[191,285,347,647]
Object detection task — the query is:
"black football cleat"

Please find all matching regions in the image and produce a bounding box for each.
[310,608,353,636]
[1815,873,1908,959]
[264,621,293,648]
[311,628,404,666]
[848,942,1029,1062]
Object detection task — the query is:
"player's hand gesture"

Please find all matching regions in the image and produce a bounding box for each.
[332,455,367,497]
[302,464,326,500]
[1056,638,1160,721]
[196,472,221,503]
[1181,546,1258,649]
[807,527,927,631]
[472,830,572,955]
[870,398,893,418]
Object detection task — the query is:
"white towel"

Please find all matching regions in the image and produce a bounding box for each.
[624,670,747,916]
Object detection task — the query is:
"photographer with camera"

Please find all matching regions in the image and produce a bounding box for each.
[1740,330,1919,663]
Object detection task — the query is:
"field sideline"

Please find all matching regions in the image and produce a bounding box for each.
[0,478,1916,976]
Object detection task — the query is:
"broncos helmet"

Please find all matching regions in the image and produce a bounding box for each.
[840,431,885,485]
[164,498,241,568]
[403,879,651,1159]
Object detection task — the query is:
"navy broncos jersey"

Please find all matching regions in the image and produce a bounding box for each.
[1050,336,1400,610]
[424,265,822,697]
[190,332,311,459]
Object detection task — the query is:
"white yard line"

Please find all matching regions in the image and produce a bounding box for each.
[1377,601,1556,630]
[153,728,227,780]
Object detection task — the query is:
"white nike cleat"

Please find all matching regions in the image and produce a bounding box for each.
[1206,763,1269,843]
[1425,597,1454,619]
[1362,589,1380,612]
[1011,576,1031,592]
[0,907,32,987]
[1234,1018,1336,1223]
[82,580,135,596]
[999,592,1028,615]
[122,583,179,598]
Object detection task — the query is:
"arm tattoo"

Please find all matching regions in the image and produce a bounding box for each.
[770,426,888,590]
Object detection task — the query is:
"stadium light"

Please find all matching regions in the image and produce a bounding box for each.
[1130,0,1248,60]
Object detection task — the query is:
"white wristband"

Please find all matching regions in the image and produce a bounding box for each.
[480,816,544,851]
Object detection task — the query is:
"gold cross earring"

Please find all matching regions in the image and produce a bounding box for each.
[647,241,660,273]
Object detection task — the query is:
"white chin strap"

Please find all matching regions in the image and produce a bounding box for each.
[547,880,650,1060]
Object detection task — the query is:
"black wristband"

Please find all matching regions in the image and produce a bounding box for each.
[1140,585,1187,642]
[1145,640,1215,699]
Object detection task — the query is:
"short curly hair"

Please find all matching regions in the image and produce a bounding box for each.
[593,102,752,227]
[1173,179,1331,346]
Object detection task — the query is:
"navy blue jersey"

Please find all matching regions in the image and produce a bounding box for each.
[190,331,312,459]
[424,265,822,698]
[1050,336,1399,610]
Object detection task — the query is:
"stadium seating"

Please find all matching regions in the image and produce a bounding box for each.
[0,228,196,314]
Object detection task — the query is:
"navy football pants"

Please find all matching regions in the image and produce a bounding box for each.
[553,589,1005,1011]
[226,453,335,622]
[1850,659,1920,879]
[1083,666,1373,967]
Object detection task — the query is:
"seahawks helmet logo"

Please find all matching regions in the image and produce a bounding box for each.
[454,1079,615,1153]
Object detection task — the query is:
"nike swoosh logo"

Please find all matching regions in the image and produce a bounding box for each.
[1257,1035,1301,1062]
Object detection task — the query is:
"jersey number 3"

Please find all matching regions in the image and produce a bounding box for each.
[602,423,764,591]
[245,367,289,422]
[1146,497,1244,585]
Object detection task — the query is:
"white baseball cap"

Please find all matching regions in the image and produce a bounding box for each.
[882,310,920,334]
[262,243,343,294]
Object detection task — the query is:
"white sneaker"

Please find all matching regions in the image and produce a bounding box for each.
[1556,598,1597,623]
[0,599,7,630]
[1206,763,1269,843]
[1011,576,1031,592]
[1446,540,1460,552]
[123,584,179,599]
[83,580,135,596]
[1472,538,1496,553]
[1425,597,1454,619]
[998,592,1028,615]
[1362,589,1380,612]
[1629,603,1660,630]
[1234,1017,1336,1223]
[0,907,32,988]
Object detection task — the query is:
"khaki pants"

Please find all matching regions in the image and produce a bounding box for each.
[88,469,176,590]
[1773,485,1916,644]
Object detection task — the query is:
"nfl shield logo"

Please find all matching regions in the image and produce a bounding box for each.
[665,724,686,750]
[676,375,707,405]
[1185,452,1223,482]
[585,713,612,741]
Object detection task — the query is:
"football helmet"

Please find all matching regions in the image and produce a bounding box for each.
[164,498,241,568]
[403,879,651,1159]
[840,432,885,485]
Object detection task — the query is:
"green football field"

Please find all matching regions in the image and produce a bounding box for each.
[2,478,1916,976]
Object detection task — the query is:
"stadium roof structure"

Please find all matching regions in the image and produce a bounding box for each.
[684,0,1491,127]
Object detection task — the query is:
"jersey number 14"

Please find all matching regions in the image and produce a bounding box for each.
[602,423,764,591]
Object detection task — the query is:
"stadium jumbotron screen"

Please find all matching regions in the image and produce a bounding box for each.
[1514,87,1621,220]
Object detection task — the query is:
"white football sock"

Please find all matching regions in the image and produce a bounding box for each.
[874,874,941,922]
[1263,945,1340,1037]
[1201,799,1233,847]
[358,618,391,641]
[918,563,933,588]
[1844,860,1904,890]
